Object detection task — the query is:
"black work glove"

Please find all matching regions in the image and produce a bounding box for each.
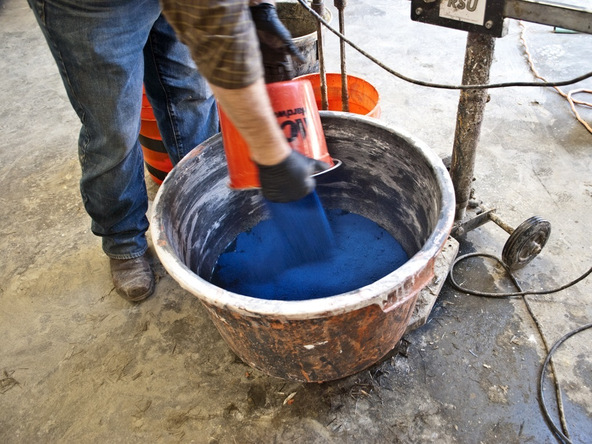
[257,151,330,203]
[250,3,305,83]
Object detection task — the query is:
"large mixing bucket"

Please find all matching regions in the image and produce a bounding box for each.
[151,112,455,382]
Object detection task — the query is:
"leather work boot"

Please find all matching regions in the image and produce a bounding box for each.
[110,255,155,302]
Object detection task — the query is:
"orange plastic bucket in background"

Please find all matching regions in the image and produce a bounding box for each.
[139,88,173,185]
[295,73,381,118]
[219,79,333,189]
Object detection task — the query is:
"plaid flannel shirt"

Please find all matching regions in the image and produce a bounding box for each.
[160,0,263,89]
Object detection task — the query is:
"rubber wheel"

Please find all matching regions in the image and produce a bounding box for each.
[502,216,551,269]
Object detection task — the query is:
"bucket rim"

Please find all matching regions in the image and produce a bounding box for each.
[293,73,381,117]
[294,72,380,94]
[151,111,455,320]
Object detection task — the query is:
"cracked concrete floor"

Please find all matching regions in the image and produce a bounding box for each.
[1,0,591,442]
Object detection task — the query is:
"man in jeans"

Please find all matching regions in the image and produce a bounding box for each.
[29,0,323,302]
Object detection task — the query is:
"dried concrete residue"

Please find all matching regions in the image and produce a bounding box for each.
[0,370,20,394]
[488,385,509,404]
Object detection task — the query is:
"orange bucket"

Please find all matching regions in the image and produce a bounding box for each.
[219,79,333,189]
[295,73,381,118]
[139,88,173,185]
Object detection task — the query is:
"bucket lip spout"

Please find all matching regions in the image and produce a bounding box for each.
[151,112,455,320]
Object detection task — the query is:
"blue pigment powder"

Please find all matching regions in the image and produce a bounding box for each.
[210,209,409,301]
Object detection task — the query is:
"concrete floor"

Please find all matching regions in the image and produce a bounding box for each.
[1,0,591,442]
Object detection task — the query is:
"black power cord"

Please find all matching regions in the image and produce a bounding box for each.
[449,254,592,443]
[296,0,592,90]
[539,322,592,444]
[449,254,592,298]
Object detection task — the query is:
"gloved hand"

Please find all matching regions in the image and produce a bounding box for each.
[250,3,305,83]
[257,151,330,203]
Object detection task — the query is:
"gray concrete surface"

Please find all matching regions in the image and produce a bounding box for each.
[1,0,591,442]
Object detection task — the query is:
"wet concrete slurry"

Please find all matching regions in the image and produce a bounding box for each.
[1,0,591,442]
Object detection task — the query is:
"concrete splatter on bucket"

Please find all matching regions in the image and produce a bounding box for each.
[276,1,332,77]
[151,112,455,382]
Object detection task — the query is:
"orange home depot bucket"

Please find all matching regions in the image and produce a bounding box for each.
[295,73,381,118]
[140,88,173,185]
[219,79,333,189]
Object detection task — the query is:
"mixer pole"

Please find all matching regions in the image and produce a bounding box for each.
[312,0,329,110]
[334,0,349,112]
[449,32,496,221]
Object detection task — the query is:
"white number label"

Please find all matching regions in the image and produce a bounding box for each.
[439,0,487,26]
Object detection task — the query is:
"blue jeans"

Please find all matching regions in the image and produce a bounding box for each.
[28,0,219,259]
